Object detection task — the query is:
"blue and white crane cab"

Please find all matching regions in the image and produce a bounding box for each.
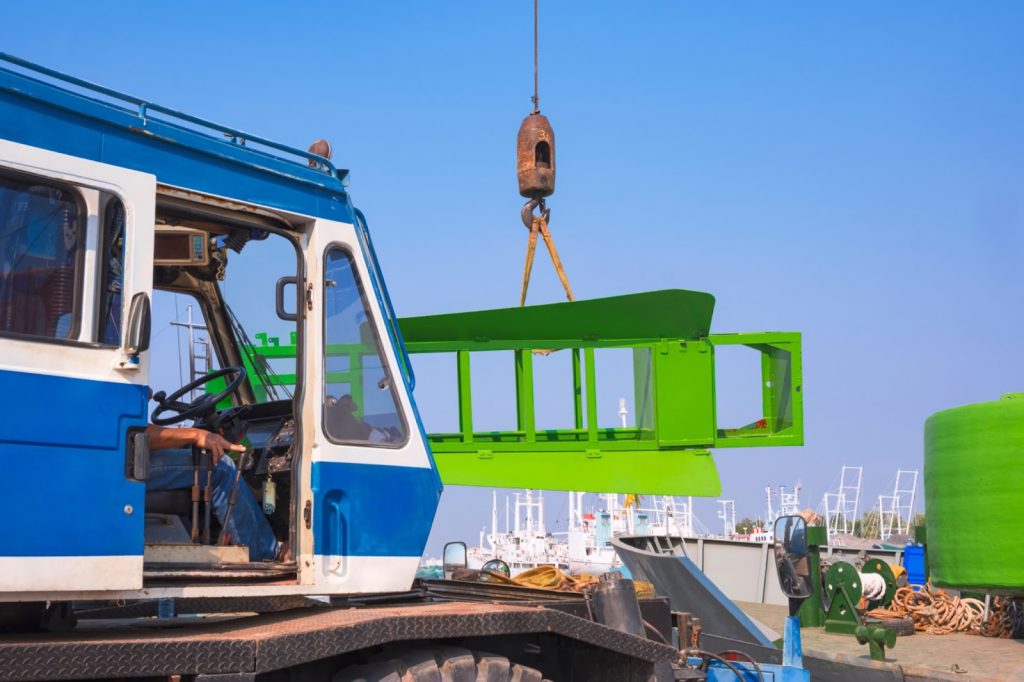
[0,54,441,605]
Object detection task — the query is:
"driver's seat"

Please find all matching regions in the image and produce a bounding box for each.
[144,490,195,548]
[145,489,192,516]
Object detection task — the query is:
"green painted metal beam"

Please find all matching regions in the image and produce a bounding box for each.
[433,448,722,496]
[222,289,802,496]
[399,289,715,350]
[399,292,801,494]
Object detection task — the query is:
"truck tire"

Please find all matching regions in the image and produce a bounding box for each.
[333,646,546,682]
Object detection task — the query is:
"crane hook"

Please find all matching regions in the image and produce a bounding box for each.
[521,197,551,230]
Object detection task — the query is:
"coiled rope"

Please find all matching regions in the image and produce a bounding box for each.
[470,565,655,597]
[866,585,987,635]
[860,572,887,602]
[513,565,656,597]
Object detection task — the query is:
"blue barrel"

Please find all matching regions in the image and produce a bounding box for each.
[903,545,927,587]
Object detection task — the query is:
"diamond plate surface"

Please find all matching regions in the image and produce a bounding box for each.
[75,596,328,620]
[0,601,678,680]
[0,637,251,680]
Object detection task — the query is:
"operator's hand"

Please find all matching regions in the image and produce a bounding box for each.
[194,430,245,464]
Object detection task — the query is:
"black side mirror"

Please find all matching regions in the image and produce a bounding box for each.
[276,276,297,321]
[774,515,812,599]
[442,541,468,579]
[125,292,151,355]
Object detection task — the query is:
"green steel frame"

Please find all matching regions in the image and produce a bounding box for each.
[228,291,803,496]
[403,333,801,495]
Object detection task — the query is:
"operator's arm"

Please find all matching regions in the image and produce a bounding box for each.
[146,425,244,463]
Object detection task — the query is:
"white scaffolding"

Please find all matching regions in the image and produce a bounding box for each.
[878,469,918,540]
[822,466,863,541]
[170,303,212,402]
[766,483,803,523]
[779,483,802,517]
[717,499,736,537]
[513,489,545,535]
[651,496,694,537]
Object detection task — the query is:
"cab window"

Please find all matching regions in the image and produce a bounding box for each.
[0,173,83,340]
[97,197,126,345]
[322,247,407,445]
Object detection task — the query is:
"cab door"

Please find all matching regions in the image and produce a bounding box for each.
[300,214,441,594]
[0,139,154,594]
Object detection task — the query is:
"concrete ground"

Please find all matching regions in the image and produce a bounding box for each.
[737,601,1024,682]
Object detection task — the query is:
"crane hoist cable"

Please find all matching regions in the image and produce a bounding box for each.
[517,0,574,307]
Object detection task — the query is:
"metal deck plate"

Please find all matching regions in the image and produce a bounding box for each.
[0,601,679,680]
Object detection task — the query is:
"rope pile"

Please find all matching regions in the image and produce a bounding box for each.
[513,566,655,598]
[509,565,598,592]
[867,585,986,635]
[472,565,655,598]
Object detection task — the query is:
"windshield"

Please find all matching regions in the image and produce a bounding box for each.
[150,228,298,406]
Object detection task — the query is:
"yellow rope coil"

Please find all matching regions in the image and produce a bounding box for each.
[487,565,655,598]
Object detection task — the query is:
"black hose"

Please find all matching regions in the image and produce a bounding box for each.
[715,649,764,682]
[690,649,748,681]
[642,618,669,644]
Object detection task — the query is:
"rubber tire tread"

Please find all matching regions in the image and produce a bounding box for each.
[874,616,916,636]
[333,647,547,682]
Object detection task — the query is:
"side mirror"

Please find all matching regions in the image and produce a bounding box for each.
[442,541,468,579]
[774,515,812,599]
[481,558,511,577]
[276,276,297,321]
[124,292,152,356]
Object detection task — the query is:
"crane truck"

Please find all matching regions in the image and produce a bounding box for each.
[0,53,808,681]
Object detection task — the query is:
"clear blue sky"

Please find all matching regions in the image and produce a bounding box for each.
[4,2,1022,555]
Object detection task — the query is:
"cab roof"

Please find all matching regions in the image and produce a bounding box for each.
[0,53,355,222]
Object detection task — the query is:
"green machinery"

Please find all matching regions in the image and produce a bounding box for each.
[223,290,802,495]
[777,516,901,661]
[821,559,898,635]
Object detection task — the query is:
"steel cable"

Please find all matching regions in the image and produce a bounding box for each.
[532,0,539,112]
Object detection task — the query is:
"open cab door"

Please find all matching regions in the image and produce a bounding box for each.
[301,213,441,594]
[0,139,154,595]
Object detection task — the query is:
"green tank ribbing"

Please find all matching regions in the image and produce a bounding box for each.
[924,394,1024,594]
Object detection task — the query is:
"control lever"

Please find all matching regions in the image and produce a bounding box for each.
[218,448,252,547]
[201,450,214,545]
[190,444,202,543]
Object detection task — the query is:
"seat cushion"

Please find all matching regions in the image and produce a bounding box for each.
[145,489,192,516]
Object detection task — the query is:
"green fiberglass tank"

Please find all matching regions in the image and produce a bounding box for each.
[924,393,1024,594]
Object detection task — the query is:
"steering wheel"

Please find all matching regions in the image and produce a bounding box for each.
[151,366,247,426]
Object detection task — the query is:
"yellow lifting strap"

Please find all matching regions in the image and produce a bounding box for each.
[519,211,574,307]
